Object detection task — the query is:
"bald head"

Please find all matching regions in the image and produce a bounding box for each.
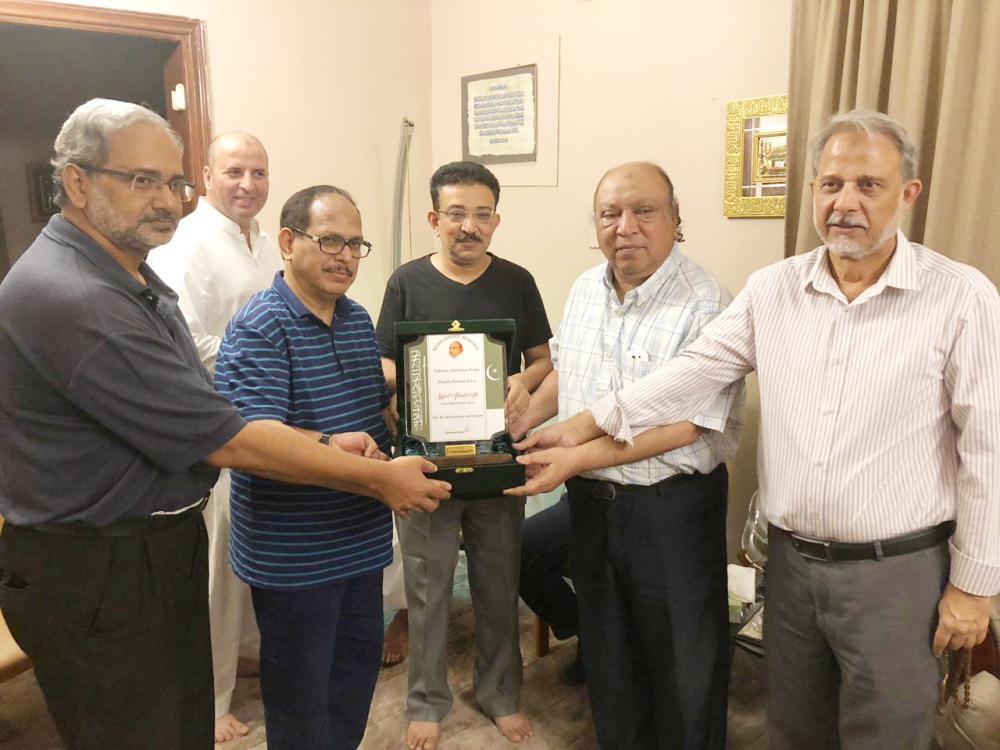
[203,131,270,229]
[593,161,685,295]
[593,161,682,240]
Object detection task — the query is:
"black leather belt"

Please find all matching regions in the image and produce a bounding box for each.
[568,473,690,501]
[20,497,208,539]
[783,521,954,562]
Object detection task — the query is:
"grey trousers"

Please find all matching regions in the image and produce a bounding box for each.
[398,495,523,722]
[765,525,949,750]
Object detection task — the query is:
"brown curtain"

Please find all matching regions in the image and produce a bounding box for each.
[785,0,1000,285]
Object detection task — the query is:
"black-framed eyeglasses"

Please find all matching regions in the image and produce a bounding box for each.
[77,164,197,203]
[435,209,495,225]
[289,227,373,258]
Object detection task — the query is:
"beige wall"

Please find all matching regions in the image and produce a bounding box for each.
[430,0,793,555]
[19,0,793,555]
[62,0,433,314]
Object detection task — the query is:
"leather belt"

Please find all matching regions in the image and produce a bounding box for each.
[783,521,954,562]
[20,496,208,539]
[568,473,689,501]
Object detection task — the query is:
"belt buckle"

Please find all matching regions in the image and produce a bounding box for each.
[792,533,834,562]
[592,481,617,501]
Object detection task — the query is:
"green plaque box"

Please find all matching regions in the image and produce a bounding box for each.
[394,319,524,499]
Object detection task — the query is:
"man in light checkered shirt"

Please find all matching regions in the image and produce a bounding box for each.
[510,162,744,749]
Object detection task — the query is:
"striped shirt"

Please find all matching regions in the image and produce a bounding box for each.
[215,272,392,590]
[552,247,744,484]
[592,232,1000,595]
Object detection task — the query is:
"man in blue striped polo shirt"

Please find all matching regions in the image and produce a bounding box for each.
[215,185,402,749]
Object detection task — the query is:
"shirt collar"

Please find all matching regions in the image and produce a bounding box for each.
[44,214,178,315]
[601,242,681,307]
[805,229,920,300]
[272,271,353,325]
[193,198,261,240]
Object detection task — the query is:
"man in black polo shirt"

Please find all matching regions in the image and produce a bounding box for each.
[0,98,450,750]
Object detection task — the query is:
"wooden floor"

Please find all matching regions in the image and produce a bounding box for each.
[0,557,768,749]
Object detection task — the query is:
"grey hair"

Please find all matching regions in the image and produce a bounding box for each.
[809,109,917,181]
[50,98,183,207]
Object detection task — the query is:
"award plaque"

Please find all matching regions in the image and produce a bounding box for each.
[394,319,525,499]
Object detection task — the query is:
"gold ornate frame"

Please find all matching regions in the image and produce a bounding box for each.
[724,95,788,218]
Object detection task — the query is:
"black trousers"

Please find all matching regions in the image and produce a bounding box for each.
[0,512,213,750]
[567,465,730,750]
[519,493,579,640]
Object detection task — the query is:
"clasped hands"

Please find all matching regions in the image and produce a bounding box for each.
[503,413,598,497]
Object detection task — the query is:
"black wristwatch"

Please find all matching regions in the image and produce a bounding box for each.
[318,433,332,446]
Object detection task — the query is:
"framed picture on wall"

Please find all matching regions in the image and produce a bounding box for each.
[462,64,538,165]
[723,95,788,218]
[26,163,58,223]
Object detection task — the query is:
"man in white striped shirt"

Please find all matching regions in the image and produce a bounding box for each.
[512,161,744,749]
[513,111,1000,749]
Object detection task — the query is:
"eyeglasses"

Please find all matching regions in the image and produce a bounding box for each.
[289,227,373,258]
[435,209,495,225]
[77,164,197,202]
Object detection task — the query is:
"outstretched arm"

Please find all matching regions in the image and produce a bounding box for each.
[206,420,449,517]
[505,420,701,496]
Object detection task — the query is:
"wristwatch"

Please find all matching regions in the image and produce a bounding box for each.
[318,433,332,446]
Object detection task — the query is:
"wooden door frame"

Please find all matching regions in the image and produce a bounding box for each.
[0,0,211,184]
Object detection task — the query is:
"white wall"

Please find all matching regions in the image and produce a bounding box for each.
[430,0,793,555]
[60,0,433,314]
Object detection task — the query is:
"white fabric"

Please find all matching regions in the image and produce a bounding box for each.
[148,199,281,717]
[382,518,407,611]
[551,247,743,484]
[147,199,282,372]
[203,470,259,717]
[592,232,1000,596]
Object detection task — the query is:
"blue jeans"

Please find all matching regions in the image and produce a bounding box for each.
[251,571,383,749]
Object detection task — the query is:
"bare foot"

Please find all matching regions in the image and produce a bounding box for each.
[214,713,249,744]
[406,720,440,750]
[495,713,533,743]
[383,608,409,667]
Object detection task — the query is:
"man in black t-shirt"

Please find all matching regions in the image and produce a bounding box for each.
[376,162,552,748]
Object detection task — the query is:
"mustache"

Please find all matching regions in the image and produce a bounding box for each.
[456,232,481,243]
[325,264,354,277]
[826,212,868,229]
[142,210,178,226]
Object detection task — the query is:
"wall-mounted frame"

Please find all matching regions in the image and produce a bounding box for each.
[25,163,58,223]
[724,95,788,218]
[462,64,537,165]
